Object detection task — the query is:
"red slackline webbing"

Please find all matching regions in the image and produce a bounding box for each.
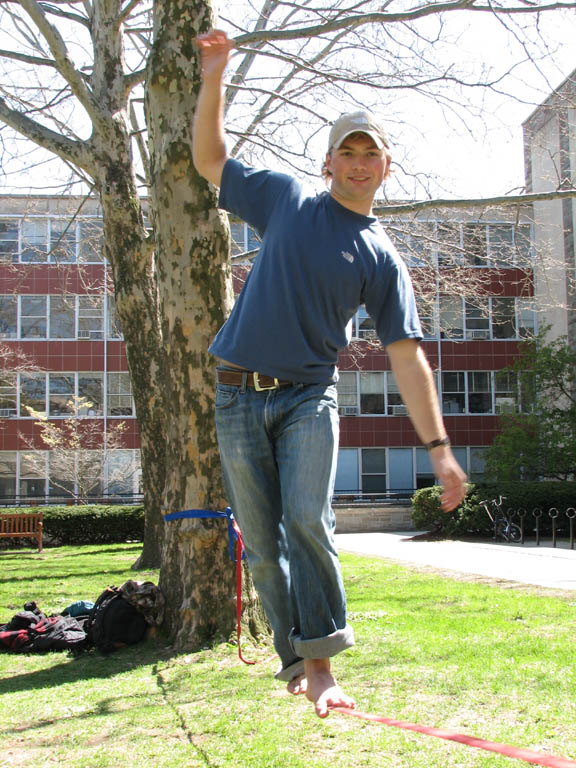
[329,709,576,768]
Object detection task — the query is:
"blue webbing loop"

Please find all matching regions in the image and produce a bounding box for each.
[163,507,244,561]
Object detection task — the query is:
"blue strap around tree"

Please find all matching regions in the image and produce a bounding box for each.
[163,507,243,561]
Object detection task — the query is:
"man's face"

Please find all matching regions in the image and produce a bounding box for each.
[324,133,390,215]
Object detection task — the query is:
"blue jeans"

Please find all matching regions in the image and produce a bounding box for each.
[214,374,355,682]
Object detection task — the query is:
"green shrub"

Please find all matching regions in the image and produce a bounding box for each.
[411,485,490,537]
[0,505,144,547]
[411,482,576,538]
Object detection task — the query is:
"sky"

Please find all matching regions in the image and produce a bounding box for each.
[387,10,576,200]
[1,5,575,201]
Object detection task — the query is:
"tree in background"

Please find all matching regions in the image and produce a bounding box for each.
[1,0,575,650]
[485,330,576,481]
[18,396,136,503]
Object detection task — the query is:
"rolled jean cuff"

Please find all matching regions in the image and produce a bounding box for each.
[274,658,305,682]
[289,624,355,659]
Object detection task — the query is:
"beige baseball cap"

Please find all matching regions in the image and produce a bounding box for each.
[328,111,391,152]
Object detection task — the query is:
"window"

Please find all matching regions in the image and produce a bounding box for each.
[20,373,46,417]
[49,295,75,338]
[356,306,377,340]
[395,222,436,267]
[0,374,17,417]
[49,219,76,263]
[439,296,464,339]
[0,220,19,263]
[78,295,104,339]
[78,374,104,416]
[360,372,385,414]
[105,450,140,495]
[491,297,516,339]
[229,221,246,255]
[442,372,465,414]
[19,452,47,498]
[246,226,260,253]
[514,224,532,268]
[488,224,514,267]
[21,220,48,262]
[107,372,134,416]
[334,448,359,494]
[467,371,492,414]
[48,452,76,498]
[494,371,518,414]
[416,294,436,338]
[361,448,386,493]
[465,298,490,339]
[0,295,17,338]
[79,220,104,262]
[436,223,463,266]
[517,299,537,338]
[463,224,488,266]
[470,447,488,481]
[386,372,406,415]
[106,295,123,339]
[336,372,358,415]
[48,374,75,416]
[416,448,436,489]
[20,295,47,338]
[0,451,17,499]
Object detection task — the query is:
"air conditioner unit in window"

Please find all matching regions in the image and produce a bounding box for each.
[0,408,17,417]
[390,405,408,415]
[77,330,90,339]
[469,330,490,340]
[360,329,378,340]
[338,406,358,416]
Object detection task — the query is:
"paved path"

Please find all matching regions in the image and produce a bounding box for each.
[335,531,576,592]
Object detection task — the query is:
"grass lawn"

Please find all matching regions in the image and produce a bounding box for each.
[1,543,575,767]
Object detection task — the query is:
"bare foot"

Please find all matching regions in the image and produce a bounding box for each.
[303,658,356,718]
[287,673,307,695]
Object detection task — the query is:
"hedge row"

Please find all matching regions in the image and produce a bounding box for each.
[411,482,576,538]
[0,505,144,547]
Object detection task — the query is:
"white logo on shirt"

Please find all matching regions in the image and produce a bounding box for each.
[341,250,354,263]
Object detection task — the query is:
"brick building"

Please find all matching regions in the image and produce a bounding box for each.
[3,66,574,502]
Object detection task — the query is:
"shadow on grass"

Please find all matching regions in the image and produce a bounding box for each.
[0,641,175,696]
[0,568,151,588]
[0,544,144,560]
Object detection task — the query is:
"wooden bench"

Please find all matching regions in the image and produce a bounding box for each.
[0,511,43,552]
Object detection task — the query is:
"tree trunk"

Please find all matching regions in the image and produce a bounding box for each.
[146,0,269,648]
[92,125,168,570]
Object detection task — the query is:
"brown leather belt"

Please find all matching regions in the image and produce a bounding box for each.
[217,369,293,391]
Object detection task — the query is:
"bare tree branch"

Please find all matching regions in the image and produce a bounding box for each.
[233,0,576,47]
[16,0,103,124]
[0,95,95,172]
[375,188,576,215]
[0,47,57,68]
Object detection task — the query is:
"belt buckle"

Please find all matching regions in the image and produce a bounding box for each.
[253,372,279,391]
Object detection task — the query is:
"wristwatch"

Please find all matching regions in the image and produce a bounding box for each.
[425,436,451,451]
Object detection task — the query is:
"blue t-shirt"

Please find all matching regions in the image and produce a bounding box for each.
[209,158,422,384]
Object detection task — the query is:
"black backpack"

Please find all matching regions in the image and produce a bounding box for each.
[85,587,148,654]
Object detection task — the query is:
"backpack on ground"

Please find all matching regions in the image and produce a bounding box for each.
[85,586,149,654]
[0,602,87,653]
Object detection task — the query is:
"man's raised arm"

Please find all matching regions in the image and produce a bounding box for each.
[193,30,234,187]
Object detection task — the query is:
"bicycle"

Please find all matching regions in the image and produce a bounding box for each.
[480,496,522,543]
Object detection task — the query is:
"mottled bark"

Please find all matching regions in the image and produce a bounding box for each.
[146,0,269,648]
